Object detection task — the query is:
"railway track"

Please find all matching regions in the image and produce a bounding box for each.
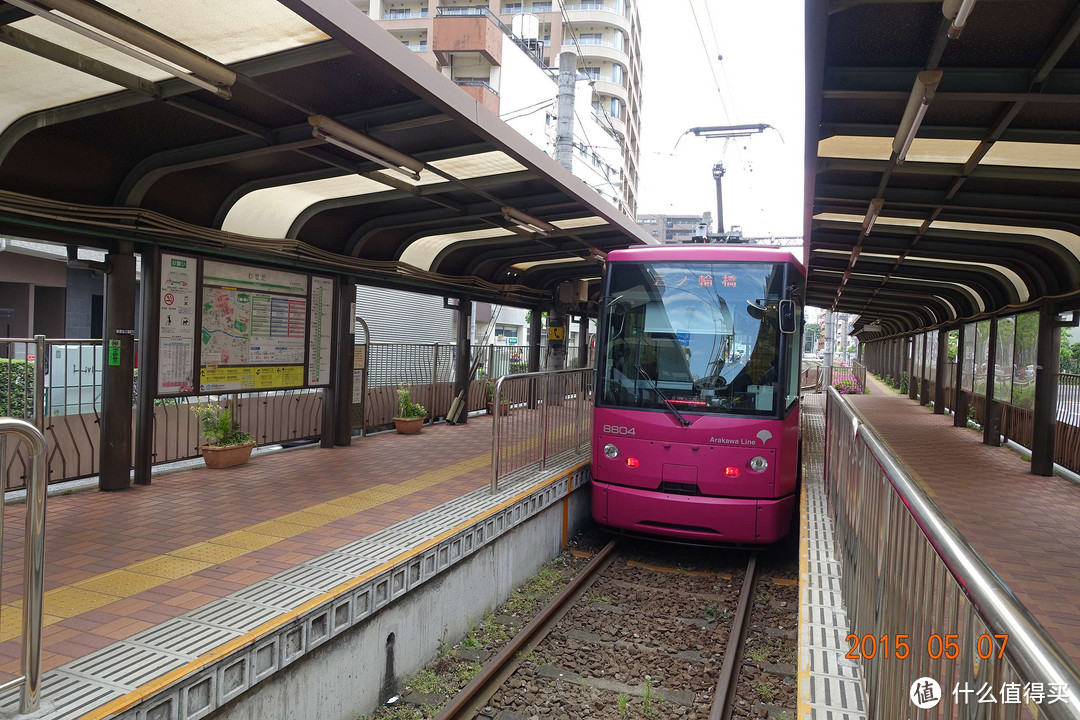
[433,539,768,720]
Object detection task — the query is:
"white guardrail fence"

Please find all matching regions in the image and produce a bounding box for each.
[825,386,1080,719]
[490,368,594,493]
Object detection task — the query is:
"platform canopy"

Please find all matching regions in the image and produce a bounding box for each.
[805,0,1080,336]
[0,0,650,306]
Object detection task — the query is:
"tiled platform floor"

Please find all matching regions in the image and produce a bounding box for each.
[850,376,1080,665]
[0,417,496,683]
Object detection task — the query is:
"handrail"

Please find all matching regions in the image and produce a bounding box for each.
[825,386,1080,718]
[490,367,593,493]
[0,417,48,714]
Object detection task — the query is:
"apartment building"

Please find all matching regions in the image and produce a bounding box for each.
[362,0,642,215]
[636,213,714,243]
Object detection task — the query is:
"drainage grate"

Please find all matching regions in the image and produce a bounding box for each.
[127,618,243,659]
[274,564,355,592]
[186,599,282,631]
[232,582,323,610]
[0,671,127,720]
[67,643,189,689]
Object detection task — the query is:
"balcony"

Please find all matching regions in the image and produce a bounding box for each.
[563,5,630,32]
[561,41,627,65]
[382,9,429,19]
[454,80,500,114]
[592,78,627,101]
[433,7,505,65]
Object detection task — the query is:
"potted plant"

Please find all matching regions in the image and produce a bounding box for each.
[394,386,427,434]
[485,380,510,416]
[191,404,255,469]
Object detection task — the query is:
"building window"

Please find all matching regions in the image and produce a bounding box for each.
[611,63,623,84]
[609,97,622,118]
[578,32,601,45]
[531,1,552,10]
[613,29,624,48]
[591,99,600,112]
[503,2,522,12]
[583,66,600,79]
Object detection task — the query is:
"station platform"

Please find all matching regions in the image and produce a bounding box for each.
[0,417,589,720]
[851,377,1080,665]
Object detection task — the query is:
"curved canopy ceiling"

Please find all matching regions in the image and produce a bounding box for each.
[805,0,1080,337]
[0,0,650,307]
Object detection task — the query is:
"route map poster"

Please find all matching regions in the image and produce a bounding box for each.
[157,253,197,395]
[199,261,310,392]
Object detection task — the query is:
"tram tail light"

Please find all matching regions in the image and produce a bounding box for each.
[626,457,640,469]
[724,466,740,477]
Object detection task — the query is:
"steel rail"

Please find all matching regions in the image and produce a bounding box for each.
[433,539,620,720]
[709,553,760,720]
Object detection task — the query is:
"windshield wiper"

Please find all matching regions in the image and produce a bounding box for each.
[636,363,691,426]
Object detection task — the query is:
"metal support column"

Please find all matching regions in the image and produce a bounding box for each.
[334,277,355,446]
[545,311,568,371]
[576,315,589,368]
[100,243,136,491]
[919,333,931,406]
[954,324,969,428]
[134,246,160,485]
[1031,305,1061,476]
[453,297,472,424]
[908,336,918,400]
[527,309,542,373]
[934,329,948,414]
[984,317,1003,446]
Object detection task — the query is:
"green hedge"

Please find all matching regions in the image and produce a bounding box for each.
[0,359,36,419]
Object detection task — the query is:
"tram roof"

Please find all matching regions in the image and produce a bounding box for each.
[804,0,1080,337]
[0,0,651,307]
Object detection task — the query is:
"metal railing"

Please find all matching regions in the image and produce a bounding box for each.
[490,367,593,492]
[0,418,47,714]
[825,386,1080,719]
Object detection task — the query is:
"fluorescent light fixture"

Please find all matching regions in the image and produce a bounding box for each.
[942,0,977,38]
[308,115,425,180]
[863,198,884,234]
[501,206,557,235]
[10,0,235,97]
[892,69,943,162]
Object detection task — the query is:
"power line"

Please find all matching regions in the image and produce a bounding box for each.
[687,0,730,125]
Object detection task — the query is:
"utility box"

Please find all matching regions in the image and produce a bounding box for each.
[48,344,103,416]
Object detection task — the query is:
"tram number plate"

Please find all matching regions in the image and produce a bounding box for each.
[603,425,635,435]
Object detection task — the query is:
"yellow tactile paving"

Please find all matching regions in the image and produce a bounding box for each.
[208,531,282,551]
[0,451,492,638]
[168,543,251,565]
[129,556,214,580]
[40,588,118,619]
[245,520,313,539]
[76,570,169,598]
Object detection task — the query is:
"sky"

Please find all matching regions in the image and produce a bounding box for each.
[635,0,805,240]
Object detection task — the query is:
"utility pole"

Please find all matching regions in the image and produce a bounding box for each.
[824,310,835,370]
[555,50,577,172]
[712,162,725,234]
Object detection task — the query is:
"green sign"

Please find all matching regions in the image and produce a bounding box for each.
[170,258,187,268]
[108,339,121,366]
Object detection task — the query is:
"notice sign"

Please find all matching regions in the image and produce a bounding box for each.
[108,339,121,366]
[307,276,334,386]
[351,345,366,404]
[157,253,197,394]
[200,261,308,392]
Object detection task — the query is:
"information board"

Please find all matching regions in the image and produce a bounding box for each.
[199,261,310,392]
[307,276,334,386]
[157,253,197,395]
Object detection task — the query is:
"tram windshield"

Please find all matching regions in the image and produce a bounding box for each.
[598,261,794,417]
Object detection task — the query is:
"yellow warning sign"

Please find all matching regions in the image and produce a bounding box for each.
[200,365,304,392]
[548,326,565,341]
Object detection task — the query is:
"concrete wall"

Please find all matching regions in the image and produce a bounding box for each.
[211,486,591,720]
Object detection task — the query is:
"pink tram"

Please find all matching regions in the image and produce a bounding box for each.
[590,244,805,544]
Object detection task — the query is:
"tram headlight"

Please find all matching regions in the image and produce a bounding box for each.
[603,443,619,459]
[749,456,768,473]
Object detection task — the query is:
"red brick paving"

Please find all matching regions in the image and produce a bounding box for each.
[0,417,495,681]
[850,377,1080,665]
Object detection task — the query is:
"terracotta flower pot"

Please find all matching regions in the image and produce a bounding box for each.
[486,402,511,416]
[394,417,424,434]
[199,442,255,469]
